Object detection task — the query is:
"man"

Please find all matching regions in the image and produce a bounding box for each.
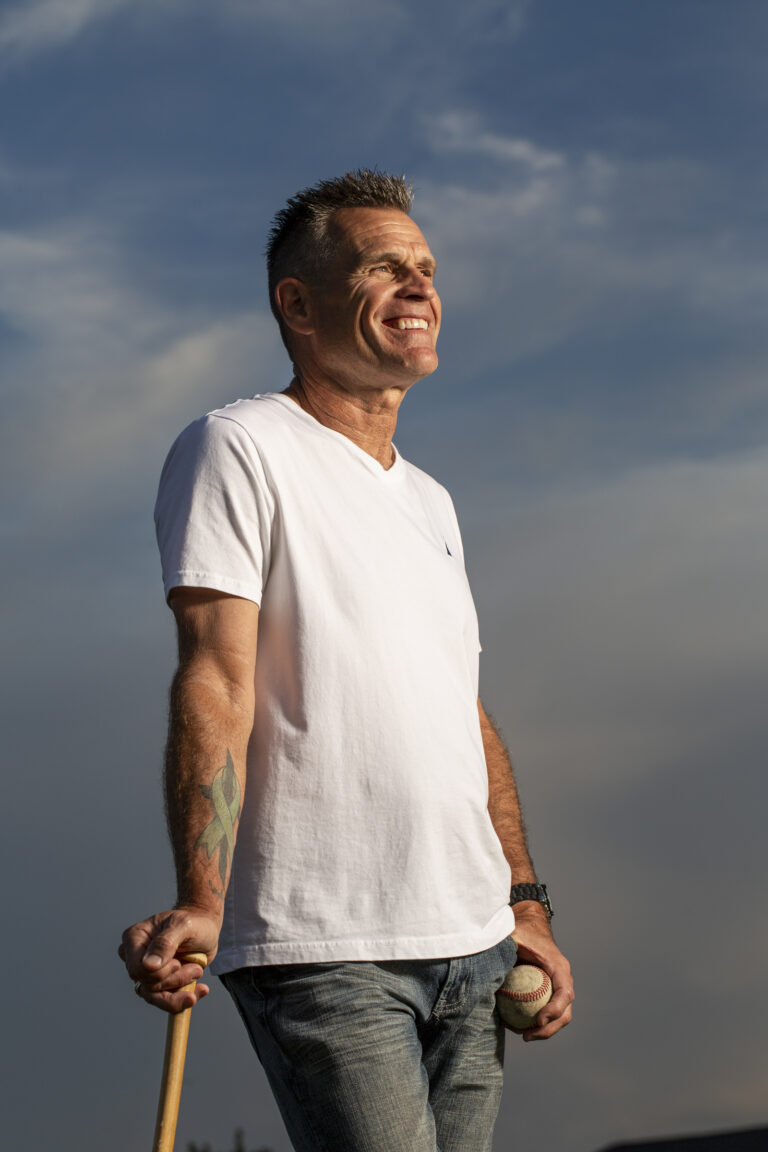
[120,170,573,1152]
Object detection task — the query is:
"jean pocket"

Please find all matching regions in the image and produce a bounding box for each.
[220,967,266,1008]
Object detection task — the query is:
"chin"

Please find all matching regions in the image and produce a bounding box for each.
[408,352,438,377]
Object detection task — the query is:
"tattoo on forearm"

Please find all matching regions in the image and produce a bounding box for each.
[194,750,241,891]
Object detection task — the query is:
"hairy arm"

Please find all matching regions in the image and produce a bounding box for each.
[479,699,574,1040]
[119,589,258,1013]
[481,699,537,883]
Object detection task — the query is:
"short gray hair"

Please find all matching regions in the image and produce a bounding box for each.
[266,169,414,352]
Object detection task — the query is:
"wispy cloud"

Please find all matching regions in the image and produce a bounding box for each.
[426,110,565,171]
[0,219,283,525]
[415,116,768,394]
[0,0,417,60]
[0,0,131,57]
[1,0,529,64]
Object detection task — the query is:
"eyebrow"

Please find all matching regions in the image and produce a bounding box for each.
[363,248,437,272]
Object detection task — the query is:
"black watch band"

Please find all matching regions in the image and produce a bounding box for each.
[509,882,553,920]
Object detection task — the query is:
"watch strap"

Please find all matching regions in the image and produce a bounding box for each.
[509,882,553,919]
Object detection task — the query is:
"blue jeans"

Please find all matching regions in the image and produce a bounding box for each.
[221,935,517,1152]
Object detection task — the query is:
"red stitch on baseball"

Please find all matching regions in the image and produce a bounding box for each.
[497,972,551,1003]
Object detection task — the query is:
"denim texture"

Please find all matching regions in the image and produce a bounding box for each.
[221,935,517,1152]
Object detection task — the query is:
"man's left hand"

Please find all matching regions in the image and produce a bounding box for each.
[509,904,574,1041]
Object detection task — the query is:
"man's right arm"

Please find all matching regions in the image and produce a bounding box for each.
[119,588,258,1013]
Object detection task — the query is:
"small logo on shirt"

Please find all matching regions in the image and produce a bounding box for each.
[445,541,452,557]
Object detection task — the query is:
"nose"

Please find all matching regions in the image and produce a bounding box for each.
[396,263,437,299]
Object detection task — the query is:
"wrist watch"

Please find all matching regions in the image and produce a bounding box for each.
[509,882,553,920]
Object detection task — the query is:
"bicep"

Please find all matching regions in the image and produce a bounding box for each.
[477,698,514,784]
[477,698,496,745]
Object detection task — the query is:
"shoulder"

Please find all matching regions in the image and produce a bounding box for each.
[169,394,283,451]
[161,394,293,478]
[156,399,291,526]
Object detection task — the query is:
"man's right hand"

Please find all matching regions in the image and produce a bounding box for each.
[119,907,221,1014]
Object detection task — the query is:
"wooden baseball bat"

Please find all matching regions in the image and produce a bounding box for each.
[152,952,208,1152]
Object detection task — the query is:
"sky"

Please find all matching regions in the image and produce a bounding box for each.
[2,1,767,1150]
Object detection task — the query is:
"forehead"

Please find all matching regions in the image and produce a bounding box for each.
[328,207,434,264]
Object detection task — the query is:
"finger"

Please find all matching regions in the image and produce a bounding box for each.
[121,924,150,966]
[137,981,211,1015]
[524,1018,570,1041]
[136,978,210,1006]
[142,917,196,972]
[135,964,204,996]
[175,959,206,985]
[122,923,173,981]
[543,986,573,1013]
[523,1002,573,1042]
[535,985,574,1028]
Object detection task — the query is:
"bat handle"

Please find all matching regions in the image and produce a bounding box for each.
[152,952,208,1152]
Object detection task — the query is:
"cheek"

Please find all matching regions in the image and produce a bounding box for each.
[360,306,384,342]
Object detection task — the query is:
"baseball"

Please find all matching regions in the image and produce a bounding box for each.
[496,963,552,1031]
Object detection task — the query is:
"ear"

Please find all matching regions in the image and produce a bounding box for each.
[274,277,315,336]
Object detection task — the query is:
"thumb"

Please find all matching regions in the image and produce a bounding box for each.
[142,914,189,971]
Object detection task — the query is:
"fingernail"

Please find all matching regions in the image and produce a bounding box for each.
[144,953,162,969]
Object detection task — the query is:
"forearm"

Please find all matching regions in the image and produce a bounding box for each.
[119,591,258,1012]
[479,698,574,1038]
[479,699,537,884]
[165,657,254,919]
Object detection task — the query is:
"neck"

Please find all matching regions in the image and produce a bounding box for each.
[282,373,402,470]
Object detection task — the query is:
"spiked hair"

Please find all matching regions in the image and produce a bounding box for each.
[266,169,414,353]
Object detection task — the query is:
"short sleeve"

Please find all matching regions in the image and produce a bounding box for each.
[154,413,274,605]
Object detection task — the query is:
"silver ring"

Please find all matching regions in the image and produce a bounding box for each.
[134,981,143,997]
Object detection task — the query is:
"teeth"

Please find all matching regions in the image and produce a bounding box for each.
[394,317,428,330]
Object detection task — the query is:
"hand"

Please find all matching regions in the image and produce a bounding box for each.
[510,904,574,1042]
[119,906,221,1014]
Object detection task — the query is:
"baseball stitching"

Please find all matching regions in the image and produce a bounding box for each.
[497,972,551,1003]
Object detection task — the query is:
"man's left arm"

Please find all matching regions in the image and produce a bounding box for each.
[479,699,574,1040]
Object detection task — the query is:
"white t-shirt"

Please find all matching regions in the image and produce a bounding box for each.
[155,393,514,971]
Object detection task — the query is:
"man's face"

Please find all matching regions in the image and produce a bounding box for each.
[305,207,441,393]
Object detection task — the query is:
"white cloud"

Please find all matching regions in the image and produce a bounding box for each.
[0,220,285,521]
[0,0,414,59]
[411,119,768,398]
[0,0,131,56]
[218,0,528,44]
[0,0,528,62]
[413,167,620,367]
[426,110,565,171]
[0,225,141,348]
[144,311,284,415]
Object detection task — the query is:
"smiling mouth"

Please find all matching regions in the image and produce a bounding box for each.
[383,317,429,331]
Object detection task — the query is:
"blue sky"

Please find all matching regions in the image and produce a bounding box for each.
[2,3,767,1151]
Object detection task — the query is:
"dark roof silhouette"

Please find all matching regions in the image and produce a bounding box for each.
[598,1126,768,1152]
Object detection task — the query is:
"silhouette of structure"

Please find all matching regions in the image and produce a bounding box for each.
[599,1126,768,1151]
